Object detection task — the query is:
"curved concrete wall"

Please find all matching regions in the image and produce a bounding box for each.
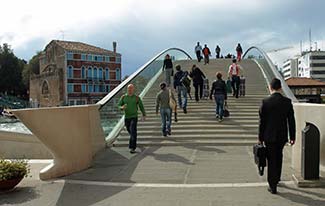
[12,104,105,180]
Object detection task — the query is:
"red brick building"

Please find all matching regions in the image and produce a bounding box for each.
[30,40,121,107]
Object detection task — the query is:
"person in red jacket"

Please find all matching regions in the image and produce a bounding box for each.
[202,44,211,65]
[236,43,243,61]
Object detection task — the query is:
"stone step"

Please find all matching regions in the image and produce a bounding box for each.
[135,124,258,129]
[116,134,257,141]
[143,116,259,121]
[112,139,257,147]
[137,119,259,125]
[120,128,258,136]
[144,111,258,116]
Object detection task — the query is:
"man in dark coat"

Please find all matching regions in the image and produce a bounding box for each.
[189,64,206,102]
[258,78,296,194]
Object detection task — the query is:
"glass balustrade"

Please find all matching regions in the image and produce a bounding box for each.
[243,47,297,102]
[97,48,191,139]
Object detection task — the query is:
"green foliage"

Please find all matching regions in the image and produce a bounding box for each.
[21,51,41,88]
[0,159,30,181]
[0,43,27,95]
[28,51,41,75]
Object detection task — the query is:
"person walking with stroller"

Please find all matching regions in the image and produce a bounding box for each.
[210,72,227,122]
[240,75,246,96]
[156,82,176,137]
[162,54,173,87]
[174,65,188,114]
[226,77,232,94]
[195,42,203,62]
[228,59,241,98]
[189,64,206,102]
[202,44,211,65]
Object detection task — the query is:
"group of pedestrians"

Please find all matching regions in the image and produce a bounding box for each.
[195,42,243,63]
[118,49,296,196]
[195,42,211,65]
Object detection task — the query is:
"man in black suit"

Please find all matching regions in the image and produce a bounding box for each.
[258,78,296,194]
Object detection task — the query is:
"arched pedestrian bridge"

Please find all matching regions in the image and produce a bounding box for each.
[1,47,325,205]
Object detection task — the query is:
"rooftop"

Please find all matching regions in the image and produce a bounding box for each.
[286,77,325,87]
[48,40,120,56]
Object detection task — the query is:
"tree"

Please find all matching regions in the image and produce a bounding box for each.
[28,51,41,75]
[22,51,41,89]
[0,43,26,95]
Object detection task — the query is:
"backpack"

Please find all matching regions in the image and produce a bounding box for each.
[180,72,191,88]
[230,64,239,76]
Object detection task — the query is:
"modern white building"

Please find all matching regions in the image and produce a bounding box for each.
[297,51,325,81]
[282,58,298,80]
[281,50,325,81]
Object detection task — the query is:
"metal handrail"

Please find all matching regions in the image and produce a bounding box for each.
[96,48,192,108]
[243,46,298,102]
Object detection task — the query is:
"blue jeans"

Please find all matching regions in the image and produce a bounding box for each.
[125,117,138,150]
[160,108,172,134]
[215,94,225,118]
[231,76,240,98]
[177,86,187,109]
[165,69,173,87]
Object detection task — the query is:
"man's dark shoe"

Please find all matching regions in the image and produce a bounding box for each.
[167,130,171,135]
[163,132,167,137]
[183,108,187,114]
[267,187,277,194]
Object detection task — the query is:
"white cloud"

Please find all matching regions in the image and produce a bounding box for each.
[268,39,325,67]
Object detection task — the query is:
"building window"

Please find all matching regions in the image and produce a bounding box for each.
[88,84,93,93]
[67,83,73,93]
[68,66,73,79]
[81,66,86,79]
[81,54,86,61]
[105,56,110,62]
[87,54,92,61]
[94,56,98,61]
[106,85,110,93]
[311,70,325,75]
[41,81,49,95]
[93,67,98,79]
[98,56,103,62]
[76,100,85,105]
[82,84,87,93]
[116,56,121,63]
[99,68,103,80]
[94,85,100,92]
[105,68,110,80]
[67,52,73,60]
[87,67,92,78]
[116,68,121,80]
[310,63,325,67]
[69,100,75,106]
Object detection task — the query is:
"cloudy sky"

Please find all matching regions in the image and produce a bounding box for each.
[1,0,325,76]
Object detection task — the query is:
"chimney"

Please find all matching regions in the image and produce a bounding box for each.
[113,41,117,53]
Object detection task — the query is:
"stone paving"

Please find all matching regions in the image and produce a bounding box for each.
[1,145,324,206]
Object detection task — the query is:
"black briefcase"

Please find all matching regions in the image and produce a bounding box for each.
[253,144,267,176]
